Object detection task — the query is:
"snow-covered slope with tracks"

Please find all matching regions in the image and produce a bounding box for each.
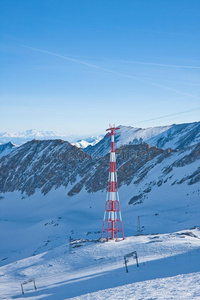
[0,228,200,299]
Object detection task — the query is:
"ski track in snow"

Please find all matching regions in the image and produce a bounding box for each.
[0,230,200,299]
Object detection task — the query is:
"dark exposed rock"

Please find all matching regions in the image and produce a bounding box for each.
[177,167,200,185]
[163,166,173,175]
[84,143,164,192]
[156,148,173,163]
[134,166,153,184]
[174,143,200,167]
[171,180,177,186]
[178,232,200,239]
[143,187,152,193]
[0,138,200,197]
[129,193,144,205]
[189,170,200,185]
[0,141,165,196]
[157,180,163,187]
[0,139,92,196]
[68,180,86,196]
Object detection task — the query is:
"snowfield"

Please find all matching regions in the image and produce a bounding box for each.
[72,272,200,300]
[0,170,200,299]
[0,229,200,299]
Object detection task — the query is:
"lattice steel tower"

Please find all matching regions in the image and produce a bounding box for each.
[101,125,125,241]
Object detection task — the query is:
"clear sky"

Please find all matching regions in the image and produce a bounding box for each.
[0,0,200,136]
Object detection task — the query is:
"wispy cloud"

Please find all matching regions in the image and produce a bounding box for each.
[22,45,200,100]
[111,59,200,70]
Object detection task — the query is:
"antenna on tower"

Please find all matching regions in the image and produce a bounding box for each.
[100,124,125,241]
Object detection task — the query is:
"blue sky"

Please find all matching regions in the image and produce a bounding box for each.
[0,0,200,135]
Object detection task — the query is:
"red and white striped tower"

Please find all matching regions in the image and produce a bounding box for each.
[101,125,125,241]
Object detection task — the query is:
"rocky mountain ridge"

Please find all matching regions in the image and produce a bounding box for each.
[0,138,199,202]
[1,121,199,159]
[84,121,200,157]
[0,139,91,196]
[0,142,17,159]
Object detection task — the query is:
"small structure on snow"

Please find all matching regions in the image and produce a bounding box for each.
[21,279,37,295]
[124,251,139,273]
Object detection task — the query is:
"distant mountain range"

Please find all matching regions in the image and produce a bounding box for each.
[0,121,200,199]
[0,121,200,160]
[0,129,103,148]
[0,131,199,197]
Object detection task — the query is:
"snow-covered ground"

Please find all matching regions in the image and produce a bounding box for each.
[0,229,200,299]
[0,181,200,299]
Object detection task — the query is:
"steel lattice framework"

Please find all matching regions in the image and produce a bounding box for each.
[101,125,125,241]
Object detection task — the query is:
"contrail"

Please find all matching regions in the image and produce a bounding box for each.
[22,45,119,74]
[129,107,200,125]
[22,45,200,99]
[150,78,200,86]
[111,59,200,69]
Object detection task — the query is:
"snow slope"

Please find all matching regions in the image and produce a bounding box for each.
[0,229,200,299]
[0,142,17,159]
[72,135,104,149]
[85,122,200,157]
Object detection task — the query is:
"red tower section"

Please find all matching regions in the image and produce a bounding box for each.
[101,125,125,241]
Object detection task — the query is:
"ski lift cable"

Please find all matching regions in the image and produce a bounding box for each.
[127,107,200,127]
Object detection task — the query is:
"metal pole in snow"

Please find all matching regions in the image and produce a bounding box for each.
[21,284,24,294]
[137,216,141,235]
[135,252,139,267]
[33,279,37,290]
[124,257,128,273]
[69,236,72,251]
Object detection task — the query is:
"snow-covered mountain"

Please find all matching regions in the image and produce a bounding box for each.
[0,142,17,159]
[84,121,200,157]
[72,135,103,148]
[0,139,199,227]
[1,121,199,156]
[0,129,103,148]
[0,129,70,145]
